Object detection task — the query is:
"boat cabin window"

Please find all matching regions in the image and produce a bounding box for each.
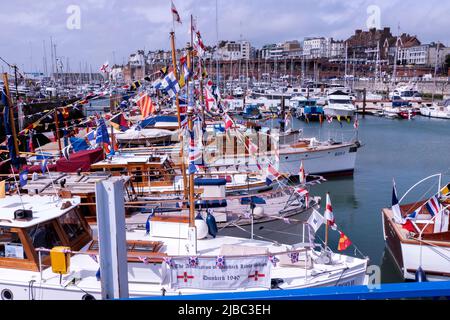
[0,227,27,260]
[27,223,62,257]
[57,209,86,242]
[329,99,352,104]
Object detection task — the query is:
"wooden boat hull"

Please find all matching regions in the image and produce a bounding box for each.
[382,209,450,281]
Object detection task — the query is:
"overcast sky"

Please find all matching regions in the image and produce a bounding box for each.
[0,0,449,74]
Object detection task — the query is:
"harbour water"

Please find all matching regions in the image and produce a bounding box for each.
[223,115,450,283]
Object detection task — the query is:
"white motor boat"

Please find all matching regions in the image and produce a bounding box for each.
[0,193,368,300]
[382,175,450,281]
[324,90,357,118]
[420,103,450,119]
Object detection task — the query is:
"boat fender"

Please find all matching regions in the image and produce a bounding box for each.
[415,267,428,282]
[195,219,209,240]
[145,210,155,235]
[206,211,218,238]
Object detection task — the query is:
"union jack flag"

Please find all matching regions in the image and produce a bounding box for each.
[189,256,199,267]
[269,255,280,267]
[215,256,225,269]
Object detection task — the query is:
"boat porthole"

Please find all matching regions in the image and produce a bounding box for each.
[82,294,96,300]
[1,289,13,300]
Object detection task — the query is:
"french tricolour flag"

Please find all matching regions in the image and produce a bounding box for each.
[392,179,405,224]
[425,196,440,217]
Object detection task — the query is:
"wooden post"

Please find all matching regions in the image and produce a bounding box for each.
[2,73,20,157]
[280,96,286,133]
[362,88,367,119]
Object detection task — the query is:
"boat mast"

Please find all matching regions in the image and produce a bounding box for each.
[2,73,20,157]
[170,31,189,202]
[187,32,197,254]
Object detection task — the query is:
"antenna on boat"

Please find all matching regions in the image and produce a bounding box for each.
[36,139,60,203]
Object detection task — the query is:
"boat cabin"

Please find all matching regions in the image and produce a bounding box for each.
[0,195,91,272]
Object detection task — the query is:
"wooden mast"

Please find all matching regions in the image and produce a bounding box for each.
[2,73,20,157]
[187,17,195,229]
[170,31,189,202]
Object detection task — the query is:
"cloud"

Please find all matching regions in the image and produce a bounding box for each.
[0,0,448,72]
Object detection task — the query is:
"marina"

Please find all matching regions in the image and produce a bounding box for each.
[0,0,449,306]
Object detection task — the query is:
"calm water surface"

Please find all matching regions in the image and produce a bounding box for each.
[223,115,450,283]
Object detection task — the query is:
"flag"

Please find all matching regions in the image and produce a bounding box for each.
[152,78,163,90]
[96,118,110,146]
[194,31,206,58]
[110,113,130,132]
[19,170,28,187]
[131,80,141,91]
[204,87,217,111]
[406,206,421,221]
[338,231,352,251]
[171,1,182,24]
[425,196,440,217]
[40,158,48,174]
[299,161,306,185]
[62,145,72,160]
[392,179,404,224]
[136,93,156,119]
[161,72,180,98]
[100,62,109,73]
[224,113,234,131]
[188,130,202,174]
[265,164,281,186]
[440,183,450,197]
[0,180,5,199]
[336,115,343,127]
[434,208,449,234]
[354,117,359,129]
[326,115,333,124]
[307,209,325,233]
[324,193,337,230]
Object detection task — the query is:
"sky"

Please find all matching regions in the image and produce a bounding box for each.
[0,0,449,74]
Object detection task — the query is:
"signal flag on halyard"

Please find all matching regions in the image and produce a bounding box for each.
[19,170,28,188]
[265,164,281,186]
[338,231,352,251]
[324,193,337,230]
[188,130,201,174]
[307,209,325,233]
[391,179,404,224]
[96,118,111,153]
[425,196,440,217]
[194,31,206,58]
[110,113,130,132]
[171,1,182,24]
[440,183,450,197]
[136,94,156,119]
[100,62,109,73]
[161,72,180,98]
[296,187,309,208]
[224,113,234,131]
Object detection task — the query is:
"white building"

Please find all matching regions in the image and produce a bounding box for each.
[129,50,146,67]
[303,37,329,59]
[329,40,345,58]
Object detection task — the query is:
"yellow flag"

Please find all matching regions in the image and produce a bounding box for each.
[441,183,450,196]
[0,180,5,199]
[337,115,341,122]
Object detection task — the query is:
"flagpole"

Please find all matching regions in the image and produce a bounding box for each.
[170,31,188,202]
[2,73,20,158]
[187,42,198,254]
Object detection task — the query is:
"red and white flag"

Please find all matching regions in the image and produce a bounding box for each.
[324,193,337,230]
[100,62,109,73]
[171,1,182,24]
[354,117,359,129]
[136,93,155,119]
[224,113,234,131]
[247,139,259,154]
